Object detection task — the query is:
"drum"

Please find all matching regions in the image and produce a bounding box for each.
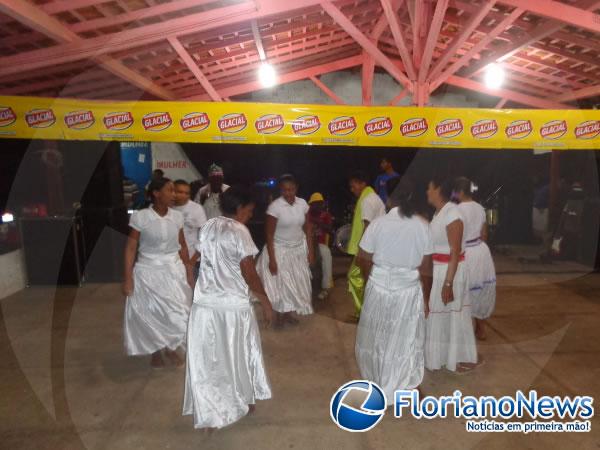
[333,224,352,254]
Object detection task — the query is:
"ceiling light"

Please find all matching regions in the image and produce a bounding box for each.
[258,63,277,88]
[484,63,504,90]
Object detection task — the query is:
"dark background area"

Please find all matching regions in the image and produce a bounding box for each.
[2,140,600,281]
[3,140,600,230]
[182,143,599,244]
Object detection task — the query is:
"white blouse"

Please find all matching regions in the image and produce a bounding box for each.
[360,207,433,269]
[194,184,230,220]
[267,196,309,244]
[173,200,207,258]
[458,201,486,241]
[194,216,259,302]
[129,207,183,256]
[360,192,386,223]
[429,202,464,254]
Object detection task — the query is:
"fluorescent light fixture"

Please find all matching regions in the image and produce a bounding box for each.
[127,209,134,215]
[2,213,14,223]
[484,63,504,90]
[258,63,277,88]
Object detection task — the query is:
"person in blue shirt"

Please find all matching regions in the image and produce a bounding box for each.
[374,158,399,203]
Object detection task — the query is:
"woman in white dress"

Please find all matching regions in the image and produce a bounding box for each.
[257,174,314,327]
[122,177,193,368]
[425,176,480,373]
[454,177,496,341]
[355,177,433,398]
[183,186,274,430]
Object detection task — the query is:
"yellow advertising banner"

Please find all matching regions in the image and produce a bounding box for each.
[1,95,600,149]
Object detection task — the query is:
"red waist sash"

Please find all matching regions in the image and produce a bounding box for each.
[432,253,465,263]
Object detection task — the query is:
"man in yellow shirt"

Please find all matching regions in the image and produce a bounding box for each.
[347,171,386,320]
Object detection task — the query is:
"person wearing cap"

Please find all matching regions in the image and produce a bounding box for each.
[308,192,335,300]
[194,163,230,220]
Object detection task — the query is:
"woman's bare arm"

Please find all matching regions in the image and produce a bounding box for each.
[419,254,433,316]
[179,230,195,288]
[265,215,277,260]
[303,213,315,265]
[481,223,489,242]
[178,230,191,266]
[265,215,278,274]
[443,219,464,304]
[122,228,139,295]
[356,248,374,280]
[241,256,273,327]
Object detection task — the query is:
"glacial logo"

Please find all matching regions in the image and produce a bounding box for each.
[255,114,285,134]
[180,112,210,132]
[400,118,428,137]
[330,380,387,432]
[0,106,17,127]
[142,112,172,132]
[218,113,247,133]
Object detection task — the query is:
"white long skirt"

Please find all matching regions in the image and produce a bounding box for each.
[356,266,425,399]
[464,242,496,319]
[425,262,477,372]
[256,239,313,315]
[183,298,271,429]
[124,253,192,355]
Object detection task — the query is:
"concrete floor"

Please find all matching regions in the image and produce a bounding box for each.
[1,250,600,450]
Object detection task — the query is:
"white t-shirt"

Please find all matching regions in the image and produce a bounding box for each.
[361,192,386,224]
[173,200,207,258]
[195,216,259,302]
[430,202,464,254]
[129,207,183,256]
[360,207,433,268]
[458,201,486,242]
[194,183,230,220]
[267,196,309,244]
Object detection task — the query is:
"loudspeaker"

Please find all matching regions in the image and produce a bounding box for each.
[79,142,125,208]
[79,206,129,282]
[19,216,85,286]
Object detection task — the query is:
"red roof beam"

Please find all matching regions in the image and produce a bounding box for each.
[418,0,449,83]
[0,0,337,78]
[182,54,364,100]
[427,0,496,82]
[310,75,346,104]
[168,36,222,101]
[380,0,416,80]
[430,7,524,92]
[498,0,600,34]
[321,0,412,90]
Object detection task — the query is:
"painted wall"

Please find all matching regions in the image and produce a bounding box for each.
[0,249,26,299]
[240,71,492,107]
